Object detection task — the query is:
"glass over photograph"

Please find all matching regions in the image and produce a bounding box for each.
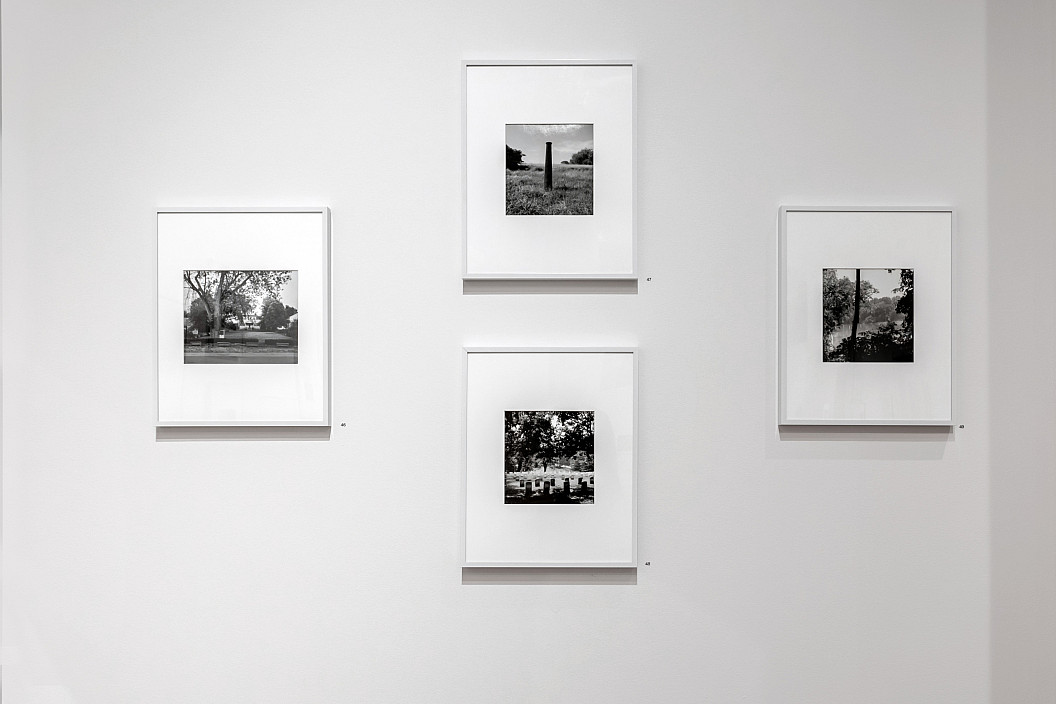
[505,124,593,215]
[504,411,594,504]
[823,268,913,363]
[183,270,299,364]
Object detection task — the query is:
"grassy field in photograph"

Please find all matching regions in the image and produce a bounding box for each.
[506,164,593,215]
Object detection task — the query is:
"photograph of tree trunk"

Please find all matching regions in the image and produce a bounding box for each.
[823,268,913,363]
[505,124,593,215]
[504,411,594,504]
[183,270,298,364]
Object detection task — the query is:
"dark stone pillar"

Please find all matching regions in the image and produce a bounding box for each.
[544,142,553,191]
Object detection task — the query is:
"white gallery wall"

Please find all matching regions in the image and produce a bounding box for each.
[2,0,1052,702]
[987,1,1056,702]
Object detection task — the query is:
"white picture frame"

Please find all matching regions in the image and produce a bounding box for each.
[157,208,331,426]
[463,347,637,567]
[463,60,637,280]
[778,206,953,425]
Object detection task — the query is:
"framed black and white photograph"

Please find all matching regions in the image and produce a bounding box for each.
[505,124,594,216]
[504,410,595,504]
[779,207,953,425]
[464,348,636,567]
[157,209,330,426]
[463,61,636,279]
[823,268,913,363]
[182,270,300,364]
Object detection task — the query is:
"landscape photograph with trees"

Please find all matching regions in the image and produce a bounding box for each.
[505,123,593,215]
[183,269,299,364]
[504,410,595,504]
[822,267,913,363]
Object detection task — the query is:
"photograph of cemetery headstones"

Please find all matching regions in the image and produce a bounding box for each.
[823,268,913,363]
[504,410,594,504]
[183,270,299,364]
[505,124,593,215]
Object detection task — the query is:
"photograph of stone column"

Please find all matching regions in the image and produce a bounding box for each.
[505,124,593,215]
[183,270,298,364]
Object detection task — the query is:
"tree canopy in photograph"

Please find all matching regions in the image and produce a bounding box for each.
[569,147,593,165]
[506,145,526,171]
[822,268,913,363]
[183,270,292,339]
[504,410,594,473]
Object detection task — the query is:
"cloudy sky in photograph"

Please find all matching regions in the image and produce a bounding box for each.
[505,123,593,164]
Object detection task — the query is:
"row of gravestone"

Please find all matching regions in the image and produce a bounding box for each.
[516,477,593,498]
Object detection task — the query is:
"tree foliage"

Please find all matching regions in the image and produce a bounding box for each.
[830,322,913,362]
[504,411,594,472]
[183,270,292,338]
[895,268,913,335]
[860,296,896,324]
[506,145,526,171]
[284,306,299,339]
[223,292,255,327]
[569,148,593,165]
[822,269,857,341]
[258,297,291,332]
[186,298,210,334]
